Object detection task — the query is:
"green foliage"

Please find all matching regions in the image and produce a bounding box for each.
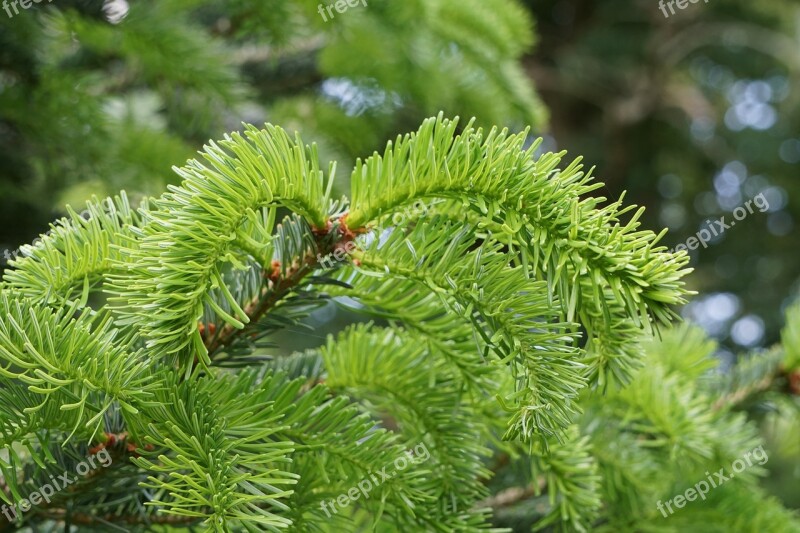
[3,194,143,308]
[0,117,796,532]
[321,326,492,520]
[500,324,799,532]
[348,116,692,389]
[108,124,333,371]
[132,372,298,531]
[0,295,156,503]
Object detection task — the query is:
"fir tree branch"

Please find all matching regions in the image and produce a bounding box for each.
[2,116,794,532]
[325,270,497,394]
[203,214,364,361]
[347,115,691,389]
[108,124,336,371]
[345,217,585,443]
[2,193,144,309]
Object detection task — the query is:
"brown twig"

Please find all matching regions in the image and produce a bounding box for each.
[478,479,546,510]
[712,366,800,411]
[202,214,366,359]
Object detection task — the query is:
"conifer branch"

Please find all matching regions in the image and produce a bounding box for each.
[2,117,794,532]
[347,115,692,389]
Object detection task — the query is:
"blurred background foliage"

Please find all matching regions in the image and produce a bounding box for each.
[0,0,798,521]
[0,0,546,243]
[524,0,800,365]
